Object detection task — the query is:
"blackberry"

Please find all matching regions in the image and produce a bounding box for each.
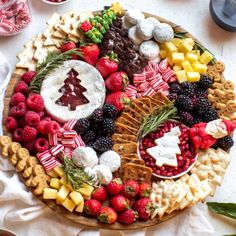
[82,130,96,144]
[211,141,220,150]
[90,120,103,137]
[75,118,90,134]
[195,97,211,114]
[193,117,203,125]
[203,108,219,122]
[93,137,113,152]
[179,111,194,127]
[102,118,116,135]
[195,89,208,98]
[176,95,194,111]
[181,82,195,97]
[217,136,234,150]
[168,93,178,101]
[198,75,213,89]
[91,108,104,123]
[192,82,199,90]
[103,104,117,119]
[169,82,182,94]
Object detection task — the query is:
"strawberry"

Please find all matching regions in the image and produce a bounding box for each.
[132,198,157,220]
[84,199,102,216]
[123,180,139,198]
[105,91,130,112]
[138,182,151,198]
[118,209,138,224]
[97,206,117,224]
[80,20,92,32]
[96,52,118,78]
[106,178,123,196]
[105,71,129,92]
[110,195,130,212]
[60,41,77,52]
[92,186,107,203]
[79,43,100,66]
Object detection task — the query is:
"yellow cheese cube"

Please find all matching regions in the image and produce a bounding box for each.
[192,63,208,73]
[172,52,185,63]
[75,200,84,213]
[186,53,198,63]
[164,42,178,53]
[171,38,182,47]
[159,49,168,59]
[78,183,94,198]
[166,57,174,66]
[187,72,201,82]
[59,177,73,191]
[179,41,193,53]
[192,50,201,58]
[50,178,61,190]
[184,38,195,47]
[173,65,182,72]
[43,188,58,200]
[57,185,70,202]
[61,198,76,212]
[53,166,64,177]
[69,191,84,205]
[182,61,193,73]
[199,51,213,65]
[175,70,187,83]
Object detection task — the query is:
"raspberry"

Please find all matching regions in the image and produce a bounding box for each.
[10,92,26,106]
[15,81,29,94]
[42,116,51,122]
[26,94,44,112]
[22,126,38,142]
[25,111,40,127]
[18,117,25,128]
[37,120,50,134]
[23,140,36,155]
[38,111,45,119]
[10,102,27,118]
[46,121,60,134]
[13,128,23,142]
[5,116,18,130]
[21,71,36,84]
[35,138,49,153]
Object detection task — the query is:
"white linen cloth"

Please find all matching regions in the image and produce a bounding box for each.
[0,51,214,236]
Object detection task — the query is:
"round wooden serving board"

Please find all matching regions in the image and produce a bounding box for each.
[2,11,210,230]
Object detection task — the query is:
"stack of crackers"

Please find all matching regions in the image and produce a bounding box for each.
[112,92,171,184]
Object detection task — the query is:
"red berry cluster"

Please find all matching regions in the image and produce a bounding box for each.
[5,71,60,154]
[83,178,155,225]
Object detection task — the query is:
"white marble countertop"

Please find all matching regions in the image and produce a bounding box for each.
[0,0,236,235]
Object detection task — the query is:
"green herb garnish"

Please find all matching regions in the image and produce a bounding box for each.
[207,202,236,220]
[29,49,82,93]
[62,157,97,191]
[138,102,178,138]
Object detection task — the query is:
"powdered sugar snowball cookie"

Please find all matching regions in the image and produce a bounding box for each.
[72,147,98,168]
[122,16,133,30]
[136,19,155,40]
[153,23,174,43]
[99,150,121,172]
[93,165,113,185]
[84,167,98,182]
[125,9,145,25]
[146,17,161,27]
[139,40,160,60]
[41,60,105,123]
[128,26,143,45]
[150,55,161,63]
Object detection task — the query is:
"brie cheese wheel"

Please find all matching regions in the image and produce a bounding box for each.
[41,60,105,123]
[99,150,121,172]
[155,135,180,146]
[147,146,178,167]
[164,126,181,137]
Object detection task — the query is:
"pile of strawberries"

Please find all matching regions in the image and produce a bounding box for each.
[5,71,61,154]
[83,178,156,224]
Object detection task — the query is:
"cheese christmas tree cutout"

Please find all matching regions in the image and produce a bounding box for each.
[56,69,89,111]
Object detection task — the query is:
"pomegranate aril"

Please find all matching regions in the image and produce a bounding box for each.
[167,172,173,177]
[183,165,189,171]
[160,166,165,171]
[155,170,161,175]
[161,170,167,176]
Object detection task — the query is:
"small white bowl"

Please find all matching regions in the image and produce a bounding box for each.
[42,0,71,5]
[0,228,16,236]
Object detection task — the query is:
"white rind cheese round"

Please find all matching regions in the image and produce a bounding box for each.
[41,60,105,123]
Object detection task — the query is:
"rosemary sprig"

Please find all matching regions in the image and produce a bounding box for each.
[29,49,82,93]
[174,31,216,64]
[138,103,178,139]
[62,157,97,191]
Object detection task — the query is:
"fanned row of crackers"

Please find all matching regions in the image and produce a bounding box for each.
[112,92,171,184]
